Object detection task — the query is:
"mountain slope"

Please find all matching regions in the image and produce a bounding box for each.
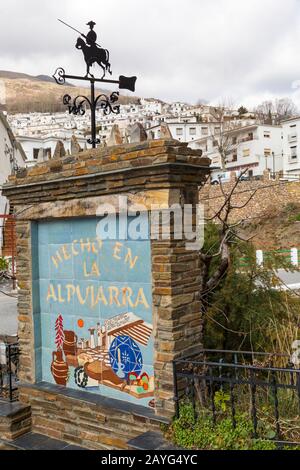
[0,70,139,113]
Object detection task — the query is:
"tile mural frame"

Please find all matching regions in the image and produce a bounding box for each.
[31,215,155,409]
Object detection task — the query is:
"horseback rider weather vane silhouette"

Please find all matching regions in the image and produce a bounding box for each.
[57,19,112,79]
[75,21,112,79]
[86,21,98,48]
[75,21,112,78]
[53,18,137,148]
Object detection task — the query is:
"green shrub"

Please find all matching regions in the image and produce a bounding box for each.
[288,213,300,222]
[168,403,278,450]
[0,257,8,271]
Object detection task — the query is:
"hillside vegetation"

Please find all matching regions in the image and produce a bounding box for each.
[240,203,300,250]
[0,70,139,113]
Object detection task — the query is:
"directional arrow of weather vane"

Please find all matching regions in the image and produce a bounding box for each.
[53,19,137,148]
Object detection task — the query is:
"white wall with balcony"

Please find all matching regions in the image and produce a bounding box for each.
[282,117,300,177]
[191,125,284,177]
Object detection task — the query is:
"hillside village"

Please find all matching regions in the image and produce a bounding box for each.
[1,75,300,255]
[4,89,300,180]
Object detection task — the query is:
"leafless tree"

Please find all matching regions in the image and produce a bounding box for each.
[196,98,209,106]
[199,170,258,324]
[209,98,241,169]
[255,98,298,125]
[192,171,258,403]
[275,98,298,121]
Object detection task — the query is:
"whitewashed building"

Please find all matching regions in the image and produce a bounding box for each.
[140,98,163,115]
[190,124,284,179]
[147,120,213,142]
[281,117,300,178]
[0,111,26,249]
[18,133,88,165]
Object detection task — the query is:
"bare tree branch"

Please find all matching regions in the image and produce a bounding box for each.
[200,169,258,304]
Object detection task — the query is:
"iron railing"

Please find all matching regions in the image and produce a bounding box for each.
[0,341,19,402]
[173,350,300,446]
[0,214,16,290]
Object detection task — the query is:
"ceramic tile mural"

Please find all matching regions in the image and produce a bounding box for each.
[33,217,154,408]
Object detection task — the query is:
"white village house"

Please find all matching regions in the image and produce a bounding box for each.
[18,134,88,165]
[0,111,26,252]
[281,116,300,178]
[190,124,284,179]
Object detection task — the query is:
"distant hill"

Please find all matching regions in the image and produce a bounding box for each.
[35,74,74,86]
[0,70,35,80]
[0,70,139,113]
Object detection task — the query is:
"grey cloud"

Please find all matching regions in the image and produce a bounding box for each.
[0,0,300,106]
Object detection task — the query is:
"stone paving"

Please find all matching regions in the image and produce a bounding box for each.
[12,432,87,450]
[128,431,181,450]
[0,442,16,450]
[2,433,86,450]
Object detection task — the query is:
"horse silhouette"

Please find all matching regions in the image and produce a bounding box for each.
[75,37,112,79]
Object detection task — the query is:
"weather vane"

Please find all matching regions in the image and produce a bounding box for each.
[53,19,137,148]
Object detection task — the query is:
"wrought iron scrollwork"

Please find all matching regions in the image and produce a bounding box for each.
[63,91,120,118]
[95,92,120,116]
[63,94,90,116]
[53,67,66,85]
[87,137,101,146]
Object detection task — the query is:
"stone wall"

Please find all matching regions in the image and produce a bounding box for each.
[5,139,208,205]
[152,187,203,417]
[2,139,210,445]
[19,383,166,450]
[0,401,31,441]
[202,173,300,223]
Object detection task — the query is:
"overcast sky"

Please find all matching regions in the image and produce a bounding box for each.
[1,0,300,108]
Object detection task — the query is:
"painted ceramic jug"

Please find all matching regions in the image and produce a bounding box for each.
[63,330,78,356]
[51,350,68,386]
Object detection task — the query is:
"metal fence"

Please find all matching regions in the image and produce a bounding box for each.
[0,341,19,402]
[0,214,16,290]
[173,350,300,446]
[239,248,300,268]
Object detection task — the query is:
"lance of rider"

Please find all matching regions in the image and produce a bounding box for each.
[57,18,102,48]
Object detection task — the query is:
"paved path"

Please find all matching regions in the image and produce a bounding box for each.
[0,291,17,337]
[9,432,86,450]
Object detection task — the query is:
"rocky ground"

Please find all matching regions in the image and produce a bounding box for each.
[239,203,300,250]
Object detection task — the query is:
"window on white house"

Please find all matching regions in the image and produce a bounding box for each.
[176,128,183,136]
[243,148,250,157]
[288,133,297,142]
[189,127,196,135]
[291,146,297,160]
[33,148,40,160]
[201,127,209,136]
[264,131,271,138]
